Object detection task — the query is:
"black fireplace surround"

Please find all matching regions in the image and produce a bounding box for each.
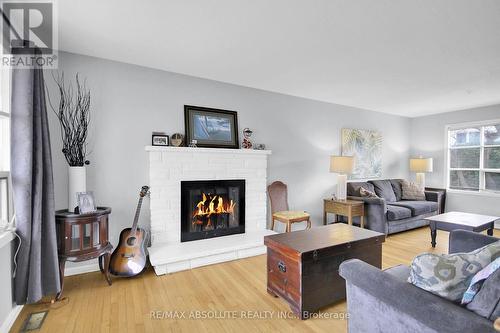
[181,180,245,242]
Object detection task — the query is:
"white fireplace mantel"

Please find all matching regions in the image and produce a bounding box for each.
[145,146,274,275]
[145,146,272,155]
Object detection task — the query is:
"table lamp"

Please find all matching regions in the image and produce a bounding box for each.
[330,156,354,201]
[410,157,433,190]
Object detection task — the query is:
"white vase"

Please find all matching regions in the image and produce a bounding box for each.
[68,166,86,212]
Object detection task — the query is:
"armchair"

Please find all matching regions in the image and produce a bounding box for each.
[339,230,499,333]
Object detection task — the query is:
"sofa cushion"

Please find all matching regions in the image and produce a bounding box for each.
[401,180,426,201]
[408,240,500,302]
[389,201,438,216]
[347,182,375,197]
[466,264,500,320]
[390,179,403,201]
[359,187,378,198]
[388,218,429,234]
[370,180,397,202]
[386,205,412,221]
[384,264,410,281]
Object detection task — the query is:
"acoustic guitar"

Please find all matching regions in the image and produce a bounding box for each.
[109,185,150,277]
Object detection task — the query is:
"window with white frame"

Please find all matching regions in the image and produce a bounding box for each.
[447,122,500,193]
[0,68,10,227]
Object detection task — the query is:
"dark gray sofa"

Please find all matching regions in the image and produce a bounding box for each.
[346,179,445,235]
[339,230,499,333]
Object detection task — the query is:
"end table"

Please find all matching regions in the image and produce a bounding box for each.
[323,199,365,228]
[55,207,113,300]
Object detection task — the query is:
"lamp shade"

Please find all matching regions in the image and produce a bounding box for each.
[410,158,433,173]
[330,156,354,174]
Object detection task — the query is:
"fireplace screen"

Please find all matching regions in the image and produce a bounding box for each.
[181,180,245,242]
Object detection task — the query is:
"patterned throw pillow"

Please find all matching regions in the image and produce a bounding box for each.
[359,187,378,198]
[466,264,500,320]
[461,257,500,305]
[408,241,500,302]
[401,180,425,201]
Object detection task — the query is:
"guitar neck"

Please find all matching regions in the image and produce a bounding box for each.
[131,197,144,234]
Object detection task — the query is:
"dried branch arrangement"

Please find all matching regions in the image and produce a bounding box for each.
[48,72,91,166]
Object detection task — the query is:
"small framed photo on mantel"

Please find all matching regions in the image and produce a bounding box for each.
[184,105,239,149]
[152,133,169,146]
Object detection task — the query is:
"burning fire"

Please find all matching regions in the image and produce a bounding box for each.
[194,193,236,217]
[192,193,236,228]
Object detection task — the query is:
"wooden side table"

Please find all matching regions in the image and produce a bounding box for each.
[55,207,113,300]
[323,199,365,228]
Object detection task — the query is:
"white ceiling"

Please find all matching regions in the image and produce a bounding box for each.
[57,0,500,117]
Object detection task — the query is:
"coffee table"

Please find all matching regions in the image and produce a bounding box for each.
[425,211,499,248]
[264,224,385,319]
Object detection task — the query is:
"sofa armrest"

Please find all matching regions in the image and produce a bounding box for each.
[339,259,495,333]
[424,190,440,202]
[449,230,498,254]
[348,196,388,234]
[425,190,445,214]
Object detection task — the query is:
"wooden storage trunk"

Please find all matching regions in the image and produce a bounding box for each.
[264,224,385,319]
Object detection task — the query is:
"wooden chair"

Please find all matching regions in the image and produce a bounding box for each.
[267,181,311,232]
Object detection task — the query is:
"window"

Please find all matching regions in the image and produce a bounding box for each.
[0,68,10,227]
[0,178,7,226]
[447,122,500,193]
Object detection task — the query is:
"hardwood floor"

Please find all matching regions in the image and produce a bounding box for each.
[10,227,500,333]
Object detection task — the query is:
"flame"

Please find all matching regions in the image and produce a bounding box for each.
[193,193,236,219]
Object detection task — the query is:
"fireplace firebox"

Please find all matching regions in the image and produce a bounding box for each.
[181,180,245,242]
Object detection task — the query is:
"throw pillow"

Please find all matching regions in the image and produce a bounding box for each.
[359,187,378,198]
[401,180,425,201]
[347,182,375,197]
[462,257,500,305]
[465,260,500,320]
[371,180,397,202]
[408,240,500,302]
[390,179,403,201]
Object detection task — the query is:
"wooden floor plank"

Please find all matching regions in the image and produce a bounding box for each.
[9,227,499,333]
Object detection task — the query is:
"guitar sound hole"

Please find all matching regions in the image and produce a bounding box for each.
[126,237,137,246]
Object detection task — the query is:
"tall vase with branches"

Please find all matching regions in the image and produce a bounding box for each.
[48,72,91,212]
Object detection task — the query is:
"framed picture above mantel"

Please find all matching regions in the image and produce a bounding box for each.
[184,105,239,149]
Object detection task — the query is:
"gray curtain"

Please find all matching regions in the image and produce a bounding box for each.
[11,66,60,304]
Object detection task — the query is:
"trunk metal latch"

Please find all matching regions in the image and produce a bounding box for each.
[278,261,286,273]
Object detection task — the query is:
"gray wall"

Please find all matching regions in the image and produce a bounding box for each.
[47,52,411,268]
[410,105,500,220]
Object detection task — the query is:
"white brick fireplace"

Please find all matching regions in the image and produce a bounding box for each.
[145,146,275,275]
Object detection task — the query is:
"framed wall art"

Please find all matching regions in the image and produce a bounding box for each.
[184,105,239,149]
[341,128,382,179]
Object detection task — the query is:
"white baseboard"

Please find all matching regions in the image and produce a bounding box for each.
[0,305,23,333]
[64,263,100,277]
